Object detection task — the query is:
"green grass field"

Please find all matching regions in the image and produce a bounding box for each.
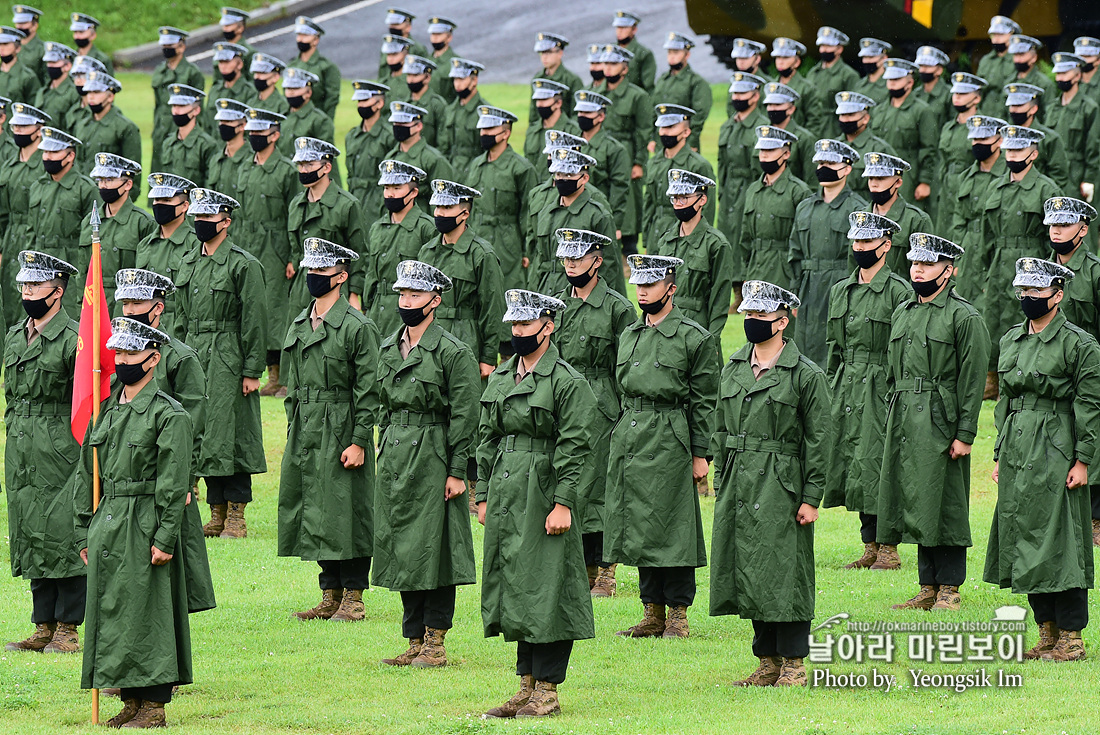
[2,78,1100,734]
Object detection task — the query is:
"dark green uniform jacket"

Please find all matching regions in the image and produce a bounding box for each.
[199,78,259,135]
[622,37,657,94]
[1045,90,1100,190]
[1052,244,1100,339]
[417,227,504,366]
[717,106,770,249]
[802,59,860,137]
[876,285,990,547]
[206,142,252,202]
[34,78,81,132]
[76,199,157,314]
[74,380,193,690]
[853,73,887,106]
[529,185,622,297]
[872,93,937,206]
[643,144,716,249]
[527,63,584,123]
[374,321,480,590]
[174,239,268,477]
[294,51,340,118]
[17,34,45,87]
[363,209,437,337]
[652,64,713,149]
[604,307,719,568]
[276,100,335,160]
[934,116,976,232]
[234,150,299,352]
[5,308,82,579]
[739,167,813,288]
[649,219,734,338]
[429,46,458,103]
[155,126,218,190]
[28,168,98,314]
[0,146,43,327]
[391,86,448,149]
[136,221,201,341]
[438,90,490,174]
[1030,121,1072,192]
[72,106,141,180]
[554,278,636,532]
[0,57,38,105]
[950,155,1007,302]
[581,128,631,234]
[976,51,1014,115]
[151,58,205,155]
[789,186,870,365]
[986,312,1100,593]
[844,128,897,198]
[523,114,580,171]
[600,79,651,237]
[279,297,378,562]
[345,117,393,222]
[476,342,596,643]
[710,338,829,621]
[823,266,911,511]
[875,195,934,275]
[465,145,538,291]
[383,137,456,214]
[252,87,291,116]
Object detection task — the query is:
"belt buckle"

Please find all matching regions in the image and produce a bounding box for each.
[914,377,925,393]
[397,409,410,427]
[503,435,516,452]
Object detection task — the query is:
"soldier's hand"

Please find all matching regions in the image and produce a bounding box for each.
[477,501,486,526]
[1082,182,1095,203]
[796,503,818,525]
[522,257,530,269]
[285,262,296,279]
[647,140,656,154]
[991,461,999,484]
[80,548,88,566]
[692,456,709,482]
[151,545,173,566]
[341,443,366,469]
[479,362,494,379]
[444,475,466,499]
[914,183,931,201]
[243,377,260,395]
[631,164,644,179]
[948,440,972,460]
[1067,460,1089,489]
[186,491,192,506]
[545,503,571,535]
[616,230,622,240]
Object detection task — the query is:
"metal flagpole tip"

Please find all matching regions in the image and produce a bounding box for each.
[90,201,101,229]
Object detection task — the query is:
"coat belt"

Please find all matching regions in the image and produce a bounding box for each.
[623,396,685,412]
[187,319,236,333]
[101,479,156,497]
[387,409,447,426]
[725,434,800,457]
[893,377,955,394]
[292,387,351,403]
[501,434,555,453]
[800,257,847,272]
[842,347,887,366]
[1007,395,1072,414]
[10,401,69,417]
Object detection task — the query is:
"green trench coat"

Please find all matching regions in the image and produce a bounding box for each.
[373,321,480,590]
[738,168,813,289]
[709,339,830,621]
[822,267,911,511]
[174,239,268,477]
[27,169,98,314]
[648,220,734,339]
[603,307,719,568]
[475,343,596,643]
[876,286,990,547]
[136,221,202,342]
[76,199,158,316]
[279,297,378,562]
[345,119,393,223]
[4,308,83,579]
[985,313,1100,594]
[465,146,538,291]
[0,146,43,328]
[74,381,193,691]
[362,209,438,337]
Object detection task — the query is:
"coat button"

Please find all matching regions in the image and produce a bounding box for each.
[745,396,751,401]
[503,471,509,478]
[737,500,743,508]
[633,361,639,366]
[630,420,637,426]
[106,514,112,521]
[754,503,760,509]
[102,550,109,558]
[410,377,416,382]
[393,439,399,446]
[580,335,585,341]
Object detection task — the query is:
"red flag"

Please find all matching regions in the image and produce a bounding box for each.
[71,240,114,442]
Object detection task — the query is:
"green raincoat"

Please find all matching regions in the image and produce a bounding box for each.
[716,106,769,249]
[642,145,716,250]
[0,145,43,327]
[345,117,393,222]
[465,145,538,290]
[76,198,157,315]
[362,208,437,337]
[529,185,622,297]
[648,219,734,338]
[739,166,813,288]
[27,168,98,314]
[136,221,201,342]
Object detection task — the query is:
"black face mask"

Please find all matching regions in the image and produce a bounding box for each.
[1020,294,1055,320]
[853,244,884,269]
[393,124,413,141]
[819,50,836,63]
[870,185,897,205]
[456,86,473,99]
[659,134,680,149]
[297,41,313,54]
[860,61,879,76]
[731,98,751,112]
[407,79,425,94]
[47,66,64,80]
[565,261,597,288]
[743,317,780,344]
[919,71,936,84]
[253,78,269,92]
[1051,236,1080,255]
[971,142,996,161]
[992,42,1008,54]
[554,178,579,197]
[777,65,795,78]
[577,115,596,131]
[248,133,271,152]
[152,202,181,226]
[298,168,324,186]
[638,285,672,315]
[384,194,411,213]
[22,288,57,319]
[673,203,698,222]
[162,46,177,59]
[838,118,862,136]
[43,157,66,175]
[306,272,338,298]
[1085,62,1097,73]
[1009,110,1030,125]
[1014,61,1031,74]
[398,303,432,326]
[590,69,604,82]
[480,133,499,150]
[1056,79,1076,92]
[767,108,790,125]
[669,61,684,72]
[126,306,156,327]
[89,102,106,115]
[171,112,192,127]
[604,73,621,85]
[431,40,447,51]
[759,157,784,175]
[99,185,124,204]
[12,132,34,148]
[388,61,403,73]
[221,69,238,83]
[286,94,306,109]
[74,37,90,48]
[1006,156,1033,174]
[953,102,972,113]
[194,219,223,243]
[536,104,555,120]
[911,265,949,297]
[511,326,547,356]
[75,84,86,97]
[815,165,841,183]
[888,85,909,98]
[388,27,406,36]
[218,124,238,141]
[223,30,237,41]
[434,213,465,234]
[1,52,16,64]
[115,356,154,386]
[358,104,379,120]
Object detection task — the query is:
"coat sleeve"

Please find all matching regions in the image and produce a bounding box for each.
[475,382,501,499]
[172,352,207,485]
[444,342,483,480]
[690,76,712,139]
[631,94,651,167]
[475,247,505,365]
[706,231,734,338]
[798,363,832,507]
[608,141,631,230]
[344,198,368,297]
[1071,334,1100,466]
[953,308,991,444]
[688,329,720,458]
[120,121,142,169]
[321,62,341,118]
[238,256,269,379]
[152,405,193,553]
[551,371,596,509]
[787,199,809,286]
[825,282,844,378]
[916,104,938,186]
[1047,135,1072,192]
[1085,107,1100,186]
[71,417,96,551]
[350,317,380,448]
[639,50,657,94]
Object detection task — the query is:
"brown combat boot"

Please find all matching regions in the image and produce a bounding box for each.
[984,371,999,401]
[586,564,598,588]
[293,589,343,620]
[1024,621,1060,660]
[1043,630,1087,661]
[892,585,938,610]
[930,584,961,611]
[1093,519,1100,547]
[4,622,56,652]
[203,504,227,537]
[591,565,617,598]
[732,656,782,686]
[515,680,561,718]
[219,502,247,538]
[42,622,79,653]
[468,481,478,515]
[259,364,281,396]
[775,657,808,686]
[329,589,365,622]
[381,637,423,666]
[107,698,141,728]
[121,700,166,728]
[616,602,666,637]
[663,605,690,638]
[869,544,901,570]
[844,542,879,570]
[484,675,534,718]
[696,476,712,497]
[410,627,448,667]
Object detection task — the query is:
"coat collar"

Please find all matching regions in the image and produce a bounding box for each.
[728,337,801,393]
[1013,309,1067,343]
[840,263,895,293]
[903,282,955,309]
[627,305,684,337]
[115,375,161,414]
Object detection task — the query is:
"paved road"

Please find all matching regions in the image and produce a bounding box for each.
[163,0,732,85]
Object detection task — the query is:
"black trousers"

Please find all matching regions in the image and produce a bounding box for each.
[317,557,371,590]
[516,640,574,684]
[1091,485,1100,520]
[400,585,457,638]
[620,234,639,257]
[583,532,607,567]
[859,513,878,544]
[751,620,812,658]
[916,545,966,587]
[120,684,174,704]
[31,576,87,625]
[638,566,696,607]
[1028,588,1089,631]
[266,349,280,366]
[205,473,253,505]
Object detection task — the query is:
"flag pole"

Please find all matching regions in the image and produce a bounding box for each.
[89,202,102,726]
